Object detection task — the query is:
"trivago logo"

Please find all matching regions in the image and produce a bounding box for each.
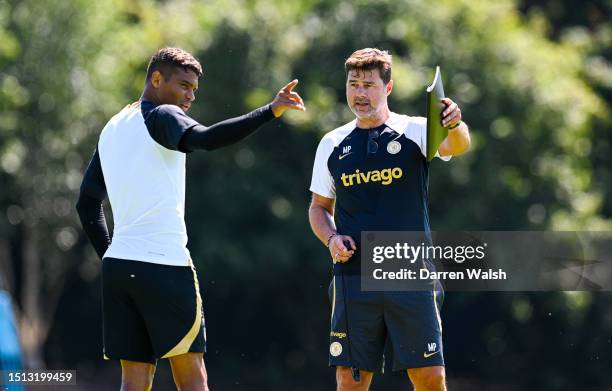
[340,167,403,187]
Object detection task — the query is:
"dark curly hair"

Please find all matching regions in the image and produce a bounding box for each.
[146,47,203,81]
[345,48,392,84]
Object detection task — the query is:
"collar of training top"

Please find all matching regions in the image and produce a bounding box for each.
[350,111,410,136]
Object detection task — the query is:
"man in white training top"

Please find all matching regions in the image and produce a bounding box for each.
[76,47,305,391]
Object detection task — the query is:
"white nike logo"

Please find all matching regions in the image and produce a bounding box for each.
[339,152,353,160]
[423,350,440,358]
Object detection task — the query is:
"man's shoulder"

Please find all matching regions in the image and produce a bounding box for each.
[142,103,199,137]
[138,101,191,122]
[149,103,185,118]
[319,119,357,147]
[101,104,140,132]
[388,112,426,132]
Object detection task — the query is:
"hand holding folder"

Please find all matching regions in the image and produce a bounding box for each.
[426,66,447,161]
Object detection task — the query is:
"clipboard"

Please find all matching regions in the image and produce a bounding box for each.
[426,66,447,161]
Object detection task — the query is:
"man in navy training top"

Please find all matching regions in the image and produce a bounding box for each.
[76,47,305,391]
[308,48,470,391]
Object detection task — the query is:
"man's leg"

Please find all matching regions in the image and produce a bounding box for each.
[129,259,207,390]
[336,366,373,391]
[407,366,446,391]
[329,276,386,391]
[103,260,157,390]
[168,352,209,391]
[384,285,446,390]
[120,360,156,391]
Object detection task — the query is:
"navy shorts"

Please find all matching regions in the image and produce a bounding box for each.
[328,274,444,372]
[101,258,206,363]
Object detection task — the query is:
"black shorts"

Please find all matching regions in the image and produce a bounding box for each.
[101,257,206,364]
[328,275,444,372]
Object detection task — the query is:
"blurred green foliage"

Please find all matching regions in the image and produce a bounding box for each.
[0,0,610,389]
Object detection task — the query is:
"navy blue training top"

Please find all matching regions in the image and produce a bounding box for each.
[310,112,450,275]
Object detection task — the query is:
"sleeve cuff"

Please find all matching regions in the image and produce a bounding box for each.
[310,187,335,200]
[248,103,276,121]
[262,103,275,121]
[435,150,452,161]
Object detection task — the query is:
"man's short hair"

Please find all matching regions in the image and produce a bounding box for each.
[146,47,203,81]
[345,48,392,84]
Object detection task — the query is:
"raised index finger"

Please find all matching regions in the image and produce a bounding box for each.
[281,79,299,93]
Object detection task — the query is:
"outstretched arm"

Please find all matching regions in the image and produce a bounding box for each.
[178,104,275,151]
[178,80,306,152]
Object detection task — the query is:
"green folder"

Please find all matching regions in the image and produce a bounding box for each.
[426,66,448,161]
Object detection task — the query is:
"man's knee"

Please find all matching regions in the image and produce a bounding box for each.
[336,367,372,391]
[423,371,445,390]
[120,360,156,391]
[169,352,208,390]
[120,380,153,391]
[408,366,446,391]
[174,370,208,389]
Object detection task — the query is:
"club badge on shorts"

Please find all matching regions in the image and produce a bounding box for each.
[330,341,343,357]
[387,140,401,154]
